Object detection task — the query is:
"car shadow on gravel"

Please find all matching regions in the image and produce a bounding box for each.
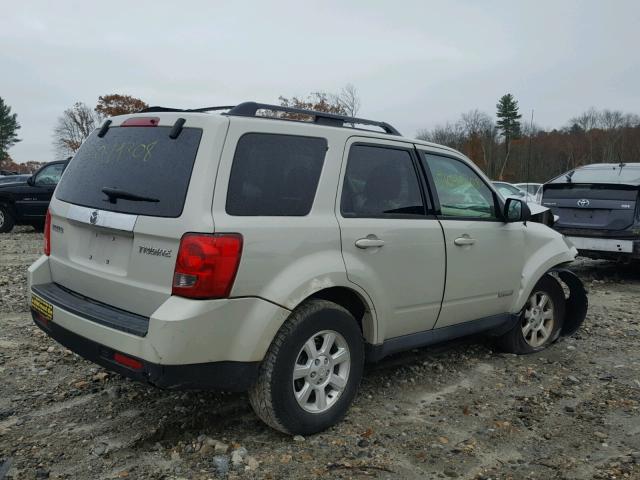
[570,257,640,281]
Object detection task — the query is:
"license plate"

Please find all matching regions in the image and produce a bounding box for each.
[85,230,130,274]
[567,236,633,253]
[31,293,53,322]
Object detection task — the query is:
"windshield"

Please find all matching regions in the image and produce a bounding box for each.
[56,126,202,217]
[493,183,523,197]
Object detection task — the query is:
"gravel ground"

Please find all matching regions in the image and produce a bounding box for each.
[1,227,639,479]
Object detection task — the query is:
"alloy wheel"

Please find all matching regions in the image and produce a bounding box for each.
[292,330,351,414]
[522,291,555,347]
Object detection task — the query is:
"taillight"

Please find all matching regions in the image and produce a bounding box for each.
[44,209,51,256]
[121,117,160,127]
[172,233,243,299]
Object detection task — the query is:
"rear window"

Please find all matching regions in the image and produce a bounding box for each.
[226,133,327,216]
[56,126,202,217]
[550,166,640,185]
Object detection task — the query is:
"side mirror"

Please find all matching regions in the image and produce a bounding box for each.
[27,176,35,186]
[517,190,525,197]
[504,198,531,223]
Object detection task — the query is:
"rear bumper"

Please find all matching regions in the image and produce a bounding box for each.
[563,235,640,259]
[31,311,258,391]
[28,255,291,385]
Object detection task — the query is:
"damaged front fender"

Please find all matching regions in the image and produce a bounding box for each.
[550,268,588,337]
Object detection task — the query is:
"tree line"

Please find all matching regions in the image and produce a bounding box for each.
[417,96,640,182]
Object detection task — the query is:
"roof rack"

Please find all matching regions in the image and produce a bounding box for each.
[141,106,235,113]
[140,102,401,136]
[226,102,401,136]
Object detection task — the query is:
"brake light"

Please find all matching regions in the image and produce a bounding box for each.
[121,117,160,127]
[113,352,143,371]
[172,233,243,299]
[44,209,51,256]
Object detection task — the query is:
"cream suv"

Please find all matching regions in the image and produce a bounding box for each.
[28,102,588,434]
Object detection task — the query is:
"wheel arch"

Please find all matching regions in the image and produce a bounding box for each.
[0,195,16,212]
[512,263,588,339]
[512,225,578,313]
[513,258,572,313]
[304,286,376,344]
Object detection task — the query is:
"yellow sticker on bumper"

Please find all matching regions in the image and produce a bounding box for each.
[31,294,53,322]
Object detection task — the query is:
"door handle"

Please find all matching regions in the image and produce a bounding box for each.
[355,236,385,249]
[454,236,476,246]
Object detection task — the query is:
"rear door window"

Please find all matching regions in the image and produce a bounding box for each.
[55,127,202,217]
[226,133,327,216]
[341,144,425,218]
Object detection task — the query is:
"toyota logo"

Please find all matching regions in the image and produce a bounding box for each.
[89,210,99,225]
[577,199,590,207]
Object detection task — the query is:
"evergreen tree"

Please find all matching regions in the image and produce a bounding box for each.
[0,97,21,159]
[496,93,522,178]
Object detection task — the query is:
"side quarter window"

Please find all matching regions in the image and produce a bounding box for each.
[226,133,327,216]
[422,153,497,219]
[341,144,425,218]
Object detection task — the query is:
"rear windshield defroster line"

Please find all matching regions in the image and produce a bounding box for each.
[55,126,203,218]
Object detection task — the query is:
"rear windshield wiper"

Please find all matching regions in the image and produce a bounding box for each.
[101,187,159,204]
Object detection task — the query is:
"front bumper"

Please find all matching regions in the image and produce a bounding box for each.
[31,311,258,391]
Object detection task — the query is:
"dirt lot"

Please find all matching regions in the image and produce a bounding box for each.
[1,227,639,480]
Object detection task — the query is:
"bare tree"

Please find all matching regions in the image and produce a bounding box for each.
[459,109,498,176]
[276,85,361,122]
[333,84,361,118]
[599,109,625,130]
[416,122,466,151]
[570,108,600,163]
[599,110,626,162]
[570,107,600,132]
[53,102,99,157]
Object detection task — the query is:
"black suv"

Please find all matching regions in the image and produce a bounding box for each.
[542,163,640,260]
[0,160,69,233]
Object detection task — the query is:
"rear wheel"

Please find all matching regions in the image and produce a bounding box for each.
[0,205,15,233]
[249,299,364,435]
[496,275,565,354]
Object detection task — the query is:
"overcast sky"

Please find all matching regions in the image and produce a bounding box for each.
[2,0,639,163]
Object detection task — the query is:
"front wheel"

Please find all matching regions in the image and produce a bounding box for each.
[249,299,364,435]
[496,275,565,354]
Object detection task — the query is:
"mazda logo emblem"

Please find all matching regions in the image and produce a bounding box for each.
[89,210,99,225]
[577,199,590,207]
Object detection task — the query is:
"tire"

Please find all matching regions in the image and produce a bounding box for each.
[249,299,364,435]
[0,205,15,233]
[495,274,565,354]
